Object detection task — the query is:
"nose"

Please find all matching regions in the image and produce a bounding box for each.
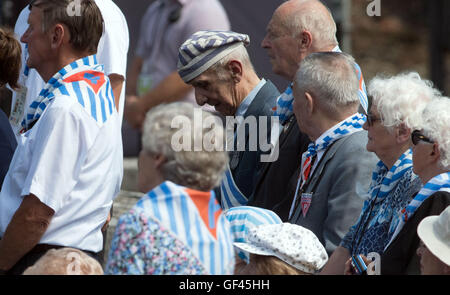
[194,89,207,106]
[362,119,369,130]
[416,245,423,257]
[261,35,270,49]
[21,27,30,44]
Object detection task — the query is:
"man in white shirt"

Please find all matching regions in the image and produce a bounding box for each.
[9,0,129,140]
[0,0,123,274]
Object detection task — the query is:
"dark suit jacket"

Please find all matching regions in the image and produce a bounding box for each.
[287,131,378,255]
[229,80,279,198]
[247,114,310,220]
[381,191,450,275]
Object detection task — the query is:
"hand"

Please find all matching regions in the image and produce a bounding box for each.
[101,212,111,233]
[344,257,354,275]
[344,255,372,275]
[124,95,146,130]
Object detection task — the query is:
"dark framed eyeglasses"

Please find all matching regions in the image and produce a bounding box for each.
[411,130,434,145]
[366,113,381,126]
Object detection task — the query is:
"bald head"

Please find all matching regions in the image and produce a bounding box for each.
[275,0,338,50]
[262,0,338,80]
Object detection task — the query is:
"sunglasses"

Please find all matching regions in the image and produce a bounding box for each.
[366,113,381,126]
[411,130,434,145]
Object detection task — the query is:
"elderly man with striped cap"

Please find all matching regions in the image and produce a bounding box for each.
[178,30,280,210]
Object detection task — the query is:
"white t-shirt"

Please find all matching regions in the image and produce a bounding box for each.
[0,84,123,252]
[10,0,129,139]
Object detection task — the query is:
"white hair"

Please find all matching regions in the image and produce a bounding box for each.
[142,102,228,191]
[209,43,255,80]
[282,0,338,47]
[368,72,440,132]
[294,52,359,114]
[420,97,450,170]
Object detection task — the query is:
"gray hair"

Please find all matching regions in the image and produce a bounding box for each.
[294,52,359,114]
[142,102,228,191]
[281,0,338,48]
[419,97,450,170]
[368,72,440,133]
[208,44,255,81]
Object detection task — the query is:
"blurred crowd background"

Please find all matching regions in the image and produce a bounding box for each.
[1,0,448,100]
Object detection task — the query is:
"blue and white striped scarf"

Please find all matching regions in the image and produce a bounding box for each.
[273,47,368,125]
[368,149,414,202]
[21,54,115,132]
[304,113,366,159]
[138,181,235,275]
[220,164,248,210]
[273,83,294,125]
[386,172,450,249]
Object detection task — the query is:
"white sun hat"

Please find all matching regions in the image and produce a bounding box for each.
[417,205,450,266]
[234,223,328,274]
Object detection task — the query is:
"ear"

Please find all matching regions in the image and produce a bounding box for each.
[50,24,65,49]
[153,154,167,170]
[396,124,411,144]
[227,60,243,83]
[430,143,441,162]
[304,91,314,115]
[299,30,313,51]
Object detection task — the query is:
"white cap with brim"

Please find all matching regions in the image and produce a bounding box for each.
[233,223,328,274]
[417,205,450,266]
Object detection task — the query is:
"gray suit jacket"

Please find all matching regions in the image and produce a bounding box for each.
[287,131,378,255]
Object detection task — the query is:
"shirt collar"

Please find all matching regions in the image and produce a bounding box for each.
[314,112,359,145]
[235,78,266,117]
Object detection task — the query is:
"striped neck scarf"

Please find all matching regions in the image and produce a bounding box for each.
[368,149,414,202]
[21,55,113,132]
[386,172,450,249]
[139,181,235,275]
[304,113,366,160]
[273,83,294,125]
[272,47,368,125]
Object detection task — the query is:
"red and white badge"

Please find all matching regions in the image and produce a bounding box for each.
[301,193,313,218]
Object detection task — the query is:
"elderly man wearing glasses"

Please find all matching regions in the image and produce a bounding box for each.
[380,96,450,274]
[321,72,438,274]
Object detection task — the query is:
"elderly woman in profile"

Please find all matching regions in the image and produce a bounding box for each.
[380,97,450,274]
[321,72,437,274]
[105,102,235,275]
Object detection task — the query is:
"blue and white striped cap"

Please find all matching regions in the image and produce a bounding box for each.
[223,206,282,263]
[177,30,250,83]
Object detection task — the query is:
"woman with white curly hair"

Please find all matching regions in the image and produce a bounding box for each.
[381,97,450,274]
[105,102,235,275]
[322,72,438,274]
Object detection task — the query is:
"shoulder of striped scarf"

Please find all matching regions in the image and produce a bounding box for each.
[134,181,235,275]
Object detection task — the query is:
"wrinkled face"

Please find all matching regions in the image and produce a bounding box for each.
[261,12,302,80]
[190,69,237,116]
[20,6,52,71]
[362,106,398,158]
[416,241,447,275]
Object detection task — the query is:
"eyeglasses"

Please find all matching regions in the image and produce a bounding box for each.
[366,113,381,126]
[411,130,434,145]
